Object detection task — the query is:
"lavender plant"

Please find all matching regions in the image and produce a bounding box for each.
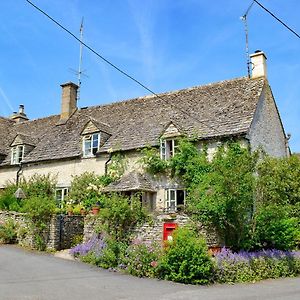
[214,247,300,283]
[70,235,106,257]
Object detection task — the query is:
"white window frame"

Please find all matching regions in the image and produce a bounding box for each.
[160,139,178,160]
[55,187,69,208]
[11,145,25,165]
[82,132,101,157]
[165,189,186,212]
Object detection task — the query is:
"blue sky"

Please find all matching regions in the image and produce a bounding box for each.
[0,0,299,152]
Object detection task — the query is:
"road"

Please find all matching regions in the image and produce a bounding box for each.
[0,245,300,300]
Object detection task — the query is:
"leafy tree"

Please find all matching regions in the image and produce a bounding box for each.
[256,155,300,206]
[171,141,258,249]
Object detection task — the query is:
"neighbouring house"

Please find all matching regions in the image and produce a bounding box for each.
[0,51,289,235]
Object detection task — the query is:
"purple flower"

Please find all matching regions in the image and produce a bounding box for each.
[70,235,106,257]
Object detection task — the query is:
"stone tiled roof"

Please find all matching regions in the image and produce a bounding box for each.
[10,133,38,147]
[0,77,266,166]
[105,172,156,192]
[0,117,15,156]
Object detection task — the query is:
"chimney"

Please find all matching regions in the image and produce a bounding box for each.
[60,82,78,122]
[250,50,267,79]
[10,104,29,123]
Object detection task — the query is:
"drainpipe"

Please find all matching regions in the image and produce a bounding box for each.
[16,162,23,186]
[285,133,291,158]
[105,153,112,176]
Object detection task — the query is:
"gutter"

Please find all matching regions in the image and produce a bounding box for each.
[16,162,23,186]
[105,153,112,176]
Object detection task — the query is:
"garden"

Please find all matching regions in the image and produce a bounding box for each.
[1,140,300,284]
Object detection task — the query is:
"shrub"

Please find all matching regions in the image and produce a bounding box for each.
[70,235,106,257]
[256,155,300,206]
[157,227,214,284]
[97,237,127,269]
[172,141,258,250]
[214,248,300,283]
[21,196,56,250]
[252,204,300,250]
[71,235,126,269]
[68,172,111,209]
[124,240,162,278]
[0,174,57,212]
[0,219,17,244]
[97,193,147,242]
[0,185,21,212]
[22,174,56,199]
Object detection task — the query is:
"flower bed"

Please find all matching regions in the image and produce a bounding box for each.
[214,248,300,283]
[70,232,300,285]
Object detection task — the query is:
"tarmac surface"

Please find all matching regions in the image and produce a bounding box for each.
[1,245,300,300]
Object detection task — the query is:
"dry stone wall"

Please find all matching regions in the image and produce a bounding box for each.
[0,211,84,250]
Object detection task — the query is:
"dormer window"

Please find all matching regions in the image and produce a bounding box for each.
[160,139,178,160]
[83,133,100,157]
[11,145,24,165]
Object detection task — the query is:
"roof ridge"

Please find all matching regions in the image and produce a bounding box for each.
[83,77,255,111]
[13,114,60,126]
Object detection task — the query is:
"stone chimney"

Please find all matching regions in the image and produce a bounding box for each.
[59,82,78,122]
[250,50,267,79]
[10,104,29,123]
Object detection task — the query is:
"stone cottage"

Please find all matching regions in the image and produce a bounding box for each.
[0,51,289,219]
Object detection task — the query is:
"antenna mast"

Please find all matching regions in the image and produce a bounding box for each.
[77,17,84,101]
[241,1,255,78]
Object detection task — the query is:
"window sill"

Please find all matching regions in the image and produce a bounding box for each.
[82,154,96,159]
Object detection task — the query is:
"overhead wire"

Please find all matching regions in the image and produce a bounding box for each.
[25,0,226,136]
[253,0,300,39]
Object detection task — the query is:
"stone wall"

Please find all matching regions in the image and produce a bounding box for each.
[248,84,287,158]
[83,215,101,242]
[83,212,223,247]
[0,211,84,250]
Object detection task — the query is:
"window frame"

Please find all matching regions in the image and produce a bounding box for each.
[82,132,101,157]
[11,145,25,165]
[164,189,186,212]
[160,139,178,160]
[55,187,69,208]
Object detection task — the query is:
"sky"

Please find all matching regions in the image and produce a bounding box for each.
[0,0,299,152]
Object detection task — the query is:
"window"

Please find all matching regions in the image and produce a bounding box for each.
[83,133,100,157]
[56,187,69,207]
[11,145,24,165]
[160,139,178,160]
[165,189,185,212]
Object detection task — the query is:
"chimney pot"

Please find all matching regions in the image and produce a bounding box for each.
[19,104,25,115]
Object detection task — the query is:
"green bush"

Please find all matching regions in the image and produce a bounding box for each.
[186,142,258,249]
[69,172,111,209]
[124,241,162,278]
[80,236,127,270]
[0,185,21,212]
[0,218,17,244]
[21,196,56,250]
[97,237,127,269]
[157,227,214,284]
[97,193,147,242]
[0,174,57,213]
[257,155,300,206]
[253,204,300,250]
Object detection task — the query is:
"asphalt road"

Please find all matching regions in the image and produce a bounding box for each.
[0,245,300,300]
